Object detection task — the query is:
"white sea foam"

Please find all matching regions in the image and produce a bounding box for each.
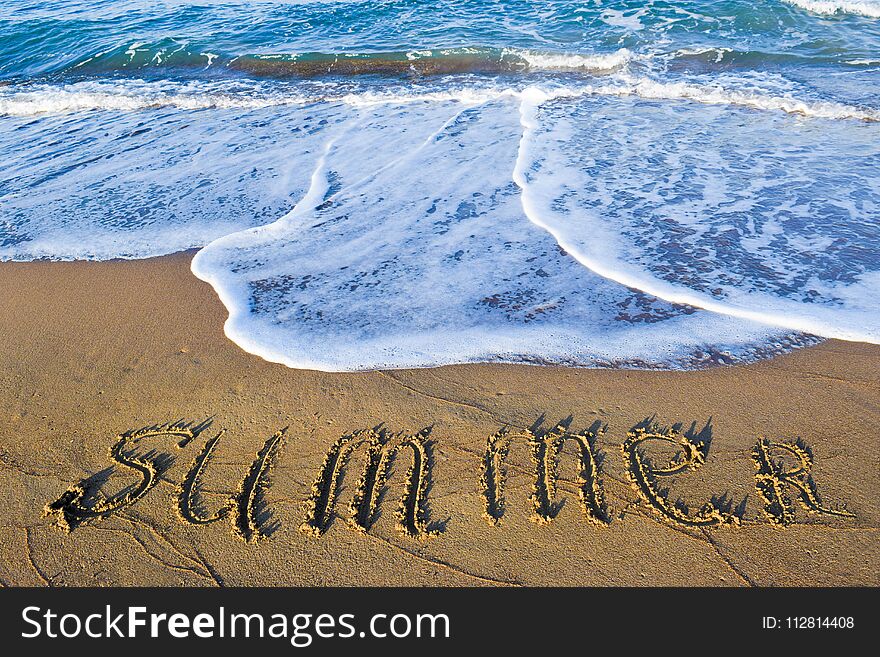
[670,47,734,63]
[3,73,874,125]
[339,87,518,107]
[784,0,880,18]
[509,48,634,71]
[585,74,880,121]
[0,81,307,116]
[513,87,880,344]
[191,96,804,371]
[517,74,880,122]
[2,74,877,370]
[0,80,520,117]
[0,99,351,260]
[599,8,647,31]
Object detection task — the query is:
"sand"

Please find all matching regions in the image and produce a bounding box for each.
[0,252,877,586]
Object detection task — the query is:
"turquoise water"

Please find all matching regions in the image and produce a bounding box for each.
[1,1,879,81]
[0,1,878,370]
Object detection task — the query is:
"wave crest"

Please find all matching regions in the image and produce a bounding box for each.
[585,75,880,122]
[2,76,877,122]
[784,0,880,18]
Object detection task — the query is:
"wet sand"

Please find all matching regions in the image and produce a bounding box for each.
[0,252,877,586]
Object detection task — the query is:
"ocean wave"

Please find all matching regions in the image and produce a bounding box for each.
[503,48,633,71]
[339,87,518,107]
[668,47,735,64]
[43,39,880,83]
[207,47,634,77]
[514,87,880,346]
[3,75,876,369]
[0,81,308,116]
[583,75,880,121]
[189,96,817,372]
[783,0,880,18]
[2,74,876,122]
[232,49,522,77]
[660,47,843,69]
[56,44,634,78]
[0,80,525,116]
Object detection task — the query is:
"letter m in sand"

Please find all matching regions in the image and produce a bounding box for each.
[481,422,611,526]
[300,427,437,538]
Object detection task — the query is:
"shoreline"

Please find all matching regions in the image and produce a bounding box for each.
[0,252,877,586]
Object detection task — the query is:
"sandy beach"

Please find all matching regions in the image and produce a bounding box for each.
[0,252,877,587]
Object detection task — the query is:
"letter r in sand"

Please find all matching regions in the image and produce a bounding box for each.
[752,438,855,526]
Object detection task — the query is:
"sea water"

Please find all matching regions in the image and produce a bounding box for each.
[1,0,877,370]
